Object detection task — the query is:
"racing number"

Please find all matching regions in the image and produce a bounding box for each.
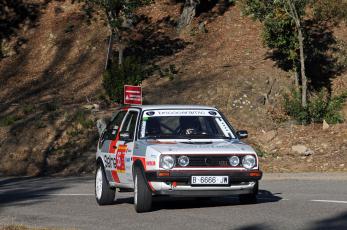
[116,145,127,172]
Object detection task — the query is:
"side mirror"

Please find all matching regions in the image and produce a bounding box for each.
[119,131,132,142]
[236,130,248,139]
[96,119,107,136]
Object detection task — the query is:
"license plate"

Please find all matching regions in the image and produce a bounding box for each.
[191,176,229,185]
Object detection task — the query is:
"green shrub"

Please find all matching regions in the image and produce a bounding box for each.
[254,146,268,158]
[283,90,347,124]
[0,115,20,126]
[324,92,347,124]
[75,110,94,129]
[283,90,309,124]
[102,57,145,103]
[23,104,35,114]
[308,91,329,123]
[44,101,59,112]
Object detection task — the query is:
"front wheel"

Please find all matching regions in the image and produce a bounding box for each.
[95,165,115,205]
[134,167,152,213]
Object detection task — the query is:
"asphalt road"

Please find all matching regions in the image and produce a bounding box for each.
[1,173,347,230]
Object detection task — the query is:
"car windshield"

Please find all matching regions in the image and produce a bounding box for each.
[139,110,235,139]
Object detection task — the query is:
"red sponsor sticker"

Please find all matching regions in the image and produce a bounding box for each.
[146,161,156,166]
[116,145,127,172]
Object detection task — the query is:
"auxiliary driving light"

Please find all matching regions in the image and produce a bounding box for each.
[178,156,189,167]
[229,156,240,167]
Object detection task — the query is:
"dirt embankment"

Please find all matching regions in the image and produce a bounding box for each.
[0,0,346,176]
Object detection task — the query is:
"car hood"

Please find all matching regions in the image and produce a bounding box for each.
[144,140,255,155]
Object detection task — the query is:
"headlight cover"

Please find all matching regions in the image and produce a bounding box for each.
[242,155,256,169]
[160,155,175,169]
[229,156,240,167]
[178,156,189,167]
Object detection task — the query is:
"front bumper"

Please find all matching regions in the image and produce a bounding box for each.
[145,170,262,197]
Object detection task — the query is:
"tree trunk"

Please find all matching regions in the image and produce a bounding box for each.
[293,64,300,92]
[105,33,114,70]
[177,0,199,31]
[298,28,307,107]
[285,0,307,107]
[118,44,125,66]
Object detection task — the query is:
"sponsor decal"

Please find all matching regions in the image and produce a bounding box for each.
[116,145,127,173]
[154,110,212,116]
[104,154,116,169]
[146,161,156,166]
[140,120,146,138]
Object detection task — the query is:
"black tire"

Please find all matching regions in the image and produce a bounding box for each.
[239,181,259,204]
[95,164,115,205]
[134,167,152,213]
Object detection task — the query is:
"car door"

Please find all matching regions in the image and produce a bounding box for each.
[98,110,127,183]
[115,109,140,185]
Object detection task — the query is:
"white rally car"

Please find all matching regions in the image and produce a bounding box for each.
[95,105,262,212]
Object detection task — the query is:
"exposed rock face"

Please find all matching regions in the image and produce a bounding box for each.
[291,145,314,156]
[262,130,277,142]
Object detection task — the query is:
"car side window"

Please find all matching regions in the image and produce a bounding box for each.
[102,111,127,141]
[120,111,139,140]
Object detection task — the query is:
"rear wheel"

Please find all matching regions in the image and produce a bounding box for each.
[239,181,258,204]
[134,167,152,213]
[95,165,115,205]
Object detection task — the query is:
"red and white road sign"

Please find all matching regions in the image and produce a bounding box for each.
[124,85,142,105]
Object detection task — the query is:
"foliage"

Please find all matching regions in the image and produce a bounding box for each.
[241,0,308,68]
[323,92,347,124]
[283,90,347,124]
[241,0,347,112]
[102,57,145,103]
[0,115,20,126]
[312,0,347,24]
[254,146,268,158]
[283,90,309,123]
[79,0,152,35]
[44,101,59,112]
[23,104,35,115]
[75,110,95,129]
[78,0,151,66]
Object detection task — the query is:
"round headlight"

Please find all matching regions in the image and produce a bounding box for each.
[160,155,175,170]
[178,156,189,167]
[242,155,256,169]
[229,156,240,167]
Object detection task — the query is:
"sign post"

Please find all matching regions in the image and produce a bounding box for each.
[124,85,142,105]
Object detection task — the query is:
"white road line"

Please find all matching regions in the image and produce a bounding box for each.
[258,197,289,201]
[310,199,347,204]
[38,193,94,196]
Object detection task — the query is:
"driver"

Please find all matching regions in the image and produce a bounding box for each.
[179,116,202,135]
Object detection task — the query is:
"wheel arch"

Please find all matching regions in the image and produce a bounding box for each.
[132,159,146,176]
[96,156,104,167]
[132,159,155,192]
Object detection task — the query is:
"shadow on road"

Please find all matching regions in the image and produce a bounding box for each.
[233,209,347,230]
[309,210,347,230]
[0,176,91,208]
[112,189,282,212]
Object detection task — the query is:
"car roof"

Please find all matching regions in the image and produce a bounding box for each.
[127,104,217,110]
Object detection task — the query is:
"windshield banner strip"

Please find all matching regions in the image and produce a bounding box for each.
[144,110,219,117]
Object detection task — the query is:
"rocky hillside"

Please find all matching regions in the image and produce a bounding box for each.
[0,0,346,176]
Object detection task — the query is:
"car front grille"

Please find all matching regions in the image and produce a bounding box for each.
[175,155,240,168]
